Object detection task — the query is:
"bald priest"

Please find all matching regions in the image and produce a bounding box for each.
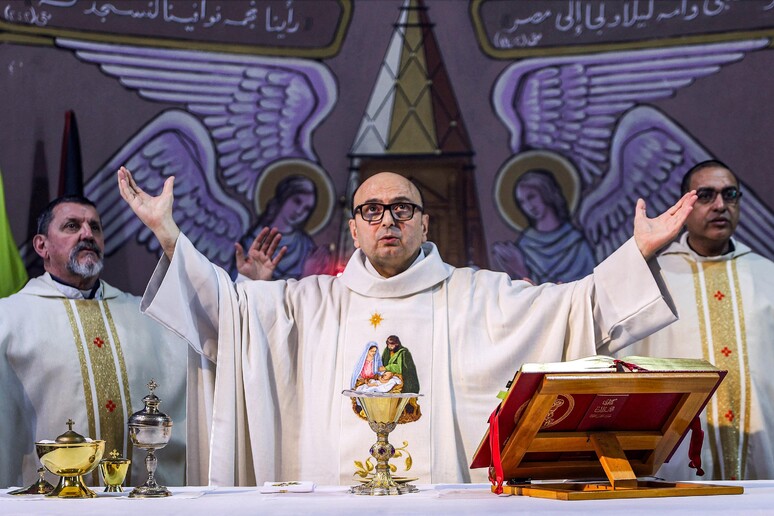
[117,166,696,486]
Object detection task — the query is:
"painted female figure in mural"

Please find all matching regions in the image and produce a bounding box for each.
[242,175,331,280]
[493,169,595,284]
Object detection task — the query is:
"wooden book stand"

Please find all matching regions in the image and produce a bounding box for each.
[490,371,743,500]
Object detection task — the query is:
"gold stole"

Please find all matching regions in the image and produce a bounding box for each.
[690,259,751,480]
[63,299,133,482]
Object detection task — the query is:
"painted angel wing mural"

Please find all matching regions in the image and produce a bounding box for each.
[85,109,249,269]
[54,39,337,274]
[492,39,774,275]
[578,105,709,260]
[579,105,774,261]
[736,188,774,257]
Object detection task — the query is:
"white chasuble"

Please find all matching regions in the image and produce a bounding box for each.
[142,234,678,486]
[619,234,774,480]
[0,274,190,488]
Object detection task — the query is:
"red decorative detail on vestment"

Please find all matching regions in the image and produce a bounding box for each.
[105,400,116,412]
[93,337,104,348]
[713,290,725,301]
[721,346,732,357]
[725,409,734,422]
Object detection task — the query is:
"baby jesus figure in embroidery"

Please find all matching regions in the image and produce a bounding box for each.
[355,371,403,393]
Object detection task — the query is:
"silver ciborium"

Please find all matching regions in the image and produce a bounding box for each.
[128,379,172,498]
[342,390,421,495]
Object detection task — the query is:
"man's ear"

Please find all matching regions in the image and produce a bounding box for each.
[421,213,429,242]
[32,234,47,260]
[348,218,360,249]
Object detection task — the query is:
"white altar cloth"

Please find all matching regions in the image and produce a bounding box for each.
[1,481,768,515]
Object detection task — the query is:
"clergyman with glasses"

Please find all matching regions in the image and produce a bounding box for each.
[116,167,697,486]
[618,159,774,481]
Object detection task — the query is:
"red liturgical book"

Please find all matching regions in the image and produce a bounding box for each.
[470,356,726,485]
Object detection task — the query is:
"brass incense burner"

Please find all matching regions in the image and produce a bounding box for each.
[34,419,105,498]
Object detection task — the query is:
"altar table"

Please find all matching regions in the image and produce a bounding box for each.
[2,481,769,515]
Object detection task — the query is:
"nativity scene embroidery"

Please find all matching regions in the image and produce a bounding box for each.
[349,335,422,423]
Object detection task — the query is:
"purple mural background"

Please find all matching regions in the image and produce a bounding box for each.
[1,0,773,294]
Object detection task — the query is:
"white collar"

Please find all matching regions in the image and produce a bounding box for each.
[661,233,751,262]
[340,242,453,298]
[364,248,426,278]
[49,275,104,300]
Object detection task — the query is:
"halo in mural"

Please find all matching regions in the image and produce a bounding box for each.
[494,150,581,232]
[253,159,335,235]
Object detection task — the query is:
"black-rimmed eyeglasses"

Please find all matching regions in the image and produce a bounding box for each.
[695,187,742,205]
[353,202,423,222]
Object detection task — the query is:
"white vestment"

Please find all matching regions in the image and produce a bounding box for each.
[0,274,207,488]
[142,235,676,486]
[619,234,774,480]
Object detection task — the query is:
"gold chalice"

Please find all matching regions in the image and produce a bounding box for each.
[35,419,105,498]
[99,449,131,492]
[342,390,421,495]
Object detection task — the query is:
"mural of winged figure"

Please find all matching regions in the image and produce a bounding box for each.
[492,39,774,283]
[42,39,338,278]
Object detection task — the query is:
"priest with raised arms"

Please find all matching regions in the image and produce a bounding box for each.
[117,166,696,486]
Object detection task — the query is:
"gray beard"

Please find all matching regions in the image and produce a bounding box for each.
[67,246,104,279]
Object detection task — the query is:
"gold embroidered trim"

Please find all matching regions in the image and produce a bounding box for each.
[63,301,97,440]
[731,260,751,479]
[690,260,751,480]
[102,302,133,470]
[64,300,132,483]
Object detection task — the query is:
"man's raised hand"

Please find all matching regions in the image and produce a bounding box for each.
[634,190,698,260]
[117,166,180,259]
[235,227,288,281]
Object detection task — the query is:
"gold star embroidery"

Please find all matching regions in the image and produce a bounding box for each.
[369,312,384,329]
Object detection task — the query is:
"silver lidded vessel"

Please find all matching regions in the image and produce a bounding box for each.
[128,379,173,498]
